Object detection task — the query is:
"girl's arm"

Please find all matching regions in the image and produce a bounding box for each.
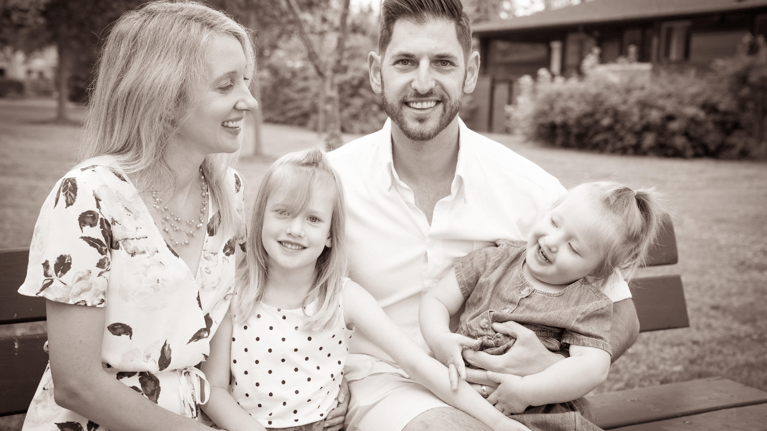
[200,312,266,431]
[46,300,214,431]
[343,281,529,431]
[486,345,611,414]
[419,268,478,388]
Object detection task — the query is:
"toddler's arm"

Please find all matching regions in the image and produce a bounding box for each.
[201,312,267,431]
[420,268,478,388]
[344,281,530,431]
[487,343,611,414]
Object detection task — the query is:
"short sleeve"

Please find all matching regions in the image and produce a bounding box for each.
[453,244,506,298]
[18,170,112,307]
[561,297,613,355]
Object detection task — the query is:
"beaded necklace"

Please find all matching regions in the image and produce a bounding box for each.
[151,169,208,247]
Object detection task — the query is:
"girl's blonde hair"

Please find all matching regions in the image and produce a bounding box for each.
[82,0,255,238]
[233,148,348,330]
[554,181,665,286]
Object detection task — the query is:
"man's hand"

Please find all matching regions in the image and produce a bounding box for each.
[486,371,530,415]
[431,332,479,389]
[324,377,349,431]
[463,322,563,376]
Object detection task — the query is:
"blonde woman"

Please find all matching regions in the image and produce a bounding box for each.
[18,2,256,430]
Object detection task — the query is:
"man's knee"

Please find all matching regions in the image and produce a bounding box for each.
[402,407,491,431]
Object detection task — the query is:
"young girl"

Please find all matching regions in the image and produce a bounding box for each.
[201,148,531,431]
[420,181,664,431]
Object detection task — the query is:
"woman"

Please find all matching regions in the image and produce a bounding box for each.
[18,2,256,430]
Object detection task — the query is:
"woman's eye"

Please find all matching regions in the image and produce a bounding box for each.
[219,82,234,91]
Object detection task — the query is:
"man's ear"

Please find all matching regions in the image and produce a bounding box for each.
[368,51,383,94]
[462,51,481,94]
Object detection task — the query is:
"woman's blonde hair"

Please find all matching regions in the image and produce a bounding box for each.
[233,148,349,330]
[82,0,255,238]
[554,181,665,286]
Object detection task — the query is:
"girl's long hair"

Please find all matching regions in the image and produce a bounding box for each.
[233,148,349,330]
[82,0,255,238]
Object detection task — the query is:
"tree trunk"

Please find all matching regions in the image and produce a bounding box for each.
[323,71,343,150]
[56,41,70,122]
[317,79,326,135]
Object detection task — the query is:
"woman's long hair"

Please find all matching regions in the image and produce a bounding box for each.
[82,0,255,238]
[233,148,349,331]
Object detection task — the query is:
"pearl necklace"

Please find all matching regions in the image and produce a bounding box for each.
[151,169,208,247]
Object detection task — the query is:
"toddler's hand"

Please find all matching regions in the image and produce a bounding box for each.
[486,371,530,415]
[431,332,478,390]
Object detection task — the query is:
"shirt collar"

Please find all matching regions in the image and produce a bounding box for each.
[380,117,470,198]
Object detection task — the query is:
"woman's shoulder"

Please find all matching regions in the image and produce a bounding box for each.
[223,166,244,195]
[64,156,132,187]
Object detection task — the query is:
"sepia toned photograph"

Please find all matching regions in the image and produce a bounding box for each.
[1,0,766,430]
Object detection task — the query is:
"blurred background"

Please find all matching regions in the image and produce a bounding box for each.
[1,0,766,429]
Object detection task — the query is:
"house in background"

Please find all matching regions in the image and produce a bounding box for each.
[467,0,767,133]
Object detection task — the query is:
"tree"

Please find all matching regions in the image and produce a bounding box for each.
[282,0,352,150]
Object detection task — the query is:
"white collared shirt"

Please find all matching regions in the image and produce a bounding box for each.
[328,118,631,380]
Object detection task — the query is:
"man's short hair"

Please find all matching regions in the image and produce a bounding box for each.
[378,0,473,58]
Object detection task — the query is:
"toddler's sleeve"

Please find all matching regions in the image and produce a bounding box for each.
[562,298,613,356]
[18,170,111,307]
[453,243,507,298]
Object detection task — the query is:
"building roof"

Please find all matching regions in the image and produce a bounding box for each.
[473,0,767,35]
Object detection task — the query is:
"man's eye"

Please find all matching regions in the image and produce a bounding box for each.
[436,60,453,67]
[395,59,414,66]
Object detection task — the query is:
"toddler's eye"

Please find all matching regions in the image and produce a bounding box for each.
[550,217,558,227]
[568,243,580,256]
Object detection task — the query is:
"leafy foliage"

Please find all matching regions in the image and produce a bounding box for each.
[513,65,762,159]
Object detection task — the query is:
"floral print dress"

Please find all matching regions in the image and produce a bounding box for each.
[17,156,246,430]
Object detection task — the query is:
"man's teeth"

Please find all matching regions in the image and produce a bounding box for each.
[408,100,437,109]
[280,241,305,250]
[222,120,242,128]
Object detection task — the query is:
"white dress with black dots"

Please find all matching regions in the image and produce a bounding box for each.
[230,281,354,428]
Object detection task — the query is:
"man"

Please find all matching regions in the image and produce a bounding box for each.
[327,0,640,429]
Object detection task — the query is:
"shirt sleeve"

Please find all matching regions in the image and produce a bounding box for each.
[601,270,632,302]
[18,169,112,307]
[561,297,613,356]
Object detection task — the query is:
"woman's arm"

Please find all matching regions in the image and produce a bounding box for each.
[46,300,214,431]
[200,312,266,431]
[343,282,529,431]
[485,345,611,414]
[420,268,479,388]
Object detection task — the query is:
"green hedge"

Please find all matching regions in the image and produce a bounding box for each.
[514,68,761,159]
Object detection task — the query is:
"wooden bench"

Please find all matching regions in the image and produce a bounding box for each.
[1,216,766,429]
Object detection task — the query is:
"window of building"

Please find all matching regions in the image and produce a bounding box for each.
[661,20,691,62]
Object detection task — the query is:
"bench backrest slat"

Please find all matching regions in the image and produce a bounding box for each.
[0,249,46,325]
[0,334,48,416]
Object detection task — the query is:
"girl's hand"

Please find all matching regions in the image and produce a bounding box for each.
[486,371,530,415]
[324,377,349,431]
[430,332,479,389]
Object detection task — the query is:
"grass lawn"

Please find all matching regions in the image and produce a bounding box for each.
[1,98,766,427]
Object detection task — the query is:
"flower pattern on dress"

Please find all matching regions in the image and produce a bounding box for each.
[18,157,247,430]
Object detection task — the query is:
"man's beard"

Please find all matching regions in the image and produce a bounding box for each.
[381,79,463,142]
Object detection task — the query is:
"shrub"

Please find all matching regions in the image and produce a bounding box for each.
[514,65,761,159]
[0,78,25,98]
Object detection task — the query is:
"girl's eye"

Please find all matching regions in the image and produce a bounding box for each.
[219,81,234,91]
[307,216,321,223]
[550,216,558,227]
[276,209,290,216]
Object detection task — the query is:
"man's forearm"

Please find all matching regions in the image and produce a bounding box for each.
[609,299,640,361]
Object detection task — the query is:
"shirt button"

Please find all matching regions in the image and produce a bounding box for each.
[521,287,532,296]
[480,319,490,329]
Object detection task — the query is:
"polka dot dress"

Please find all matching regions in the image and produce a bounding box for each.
[230,282,354,428]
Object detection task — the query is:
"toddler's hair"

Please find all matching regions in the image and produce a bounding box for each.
[560,181,665,285]
[233,148,348,330]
